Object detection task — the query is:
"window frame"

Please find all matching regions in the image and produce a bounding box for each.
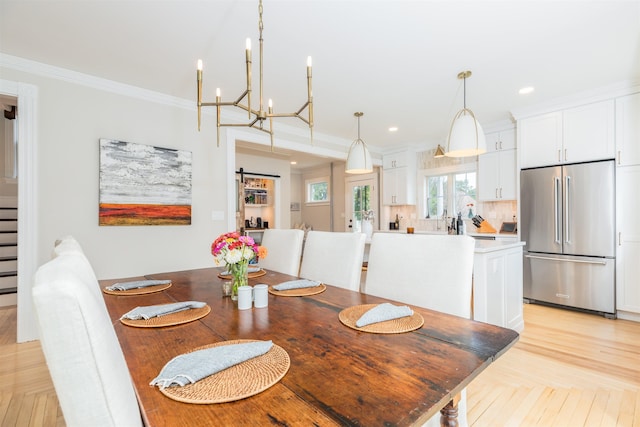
[419,163,477,220]
[305,176,330,205]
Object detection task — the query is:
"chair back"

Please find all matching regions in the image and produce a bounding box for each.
[32,251,142,427]
[364,232,474,427]
[299,231,366,291]
[364,233,475,319]
[256,229,305,276]
[51,236,104,304]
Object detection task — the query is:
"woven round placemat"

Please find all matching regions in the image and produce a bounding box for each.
[102,282,172,296]
[217,269,267,280]
[158,339,290,404]
[120,305,211,328]
[339,304,424,334]
[268,283,326,297]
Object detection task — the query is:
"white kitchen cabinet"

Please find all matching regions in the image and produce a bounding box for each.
[563,100,615,163]
[478,149,517,201]
[519,112,562,168]
[382,150,416,205]
[473,242,524,331]
[382,151,411,169]
[519,100,615,168]
[383,167,416,205]
[616,165,640,318]
[615,92,640,166]
[484,128,516,153]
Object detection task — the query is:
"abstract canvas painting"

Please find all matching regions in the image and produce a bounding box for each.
[99,139,192,225]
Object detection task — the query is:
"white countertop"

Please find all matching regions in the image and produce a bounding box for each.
[473,240,525,253]
[369,230,524,253]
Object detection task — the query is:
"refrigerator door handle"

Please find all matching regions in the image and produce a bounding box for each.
[565,175,571,244]
[524,254,607,266]
[554,177,561,244]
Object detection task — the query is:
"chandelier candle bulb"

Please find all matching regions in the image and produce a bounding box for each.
[197,60,203,131]
[216,88,221,147]
[246,38,252,119]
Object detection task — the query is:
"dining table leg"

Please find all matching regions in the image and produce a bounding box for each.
[439,393,460,427]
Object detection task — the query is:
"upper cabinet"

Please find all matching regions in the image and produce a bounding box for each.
[616,92,640,166]
[479,128,517,201]
[478,149,517,201]
[484,129,516,153]
[382,150,416,205]
[519,100,615,168]
[382,151,411,169]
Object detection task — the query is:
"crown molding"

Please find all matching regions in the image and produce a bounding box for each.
[0,53,355,151]
[510,80,640,120]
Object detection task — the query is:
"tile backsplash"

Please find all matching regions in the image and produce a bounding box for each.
[385,200,517,232]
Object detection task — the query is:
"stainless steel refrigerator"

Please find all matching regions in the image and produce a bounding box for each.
[521,160,616,316]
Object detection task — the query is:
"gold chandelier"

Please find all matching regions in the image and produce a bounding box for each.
[196,0,313,150]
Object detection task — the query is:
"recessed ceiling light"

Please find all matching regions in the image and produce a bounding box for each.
[519,86,535,95]
[388,127,398,132]
[290,161,297,165]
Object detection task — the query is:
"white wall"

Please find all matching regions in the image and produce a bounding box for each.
[1,64,231,282]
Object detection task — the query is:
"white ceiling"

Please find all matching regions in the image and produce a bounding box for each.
[1,0,639,168]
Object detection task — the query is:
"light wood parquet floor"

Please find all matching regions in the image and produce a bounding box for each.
[1,303,639,426]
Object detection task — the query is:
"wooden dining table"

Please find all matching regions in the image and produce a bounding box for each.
[101,267,519,427]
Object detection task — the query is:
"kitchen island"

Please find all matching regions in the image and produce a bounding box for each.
[367,231,525,331]
[473,240,525,332]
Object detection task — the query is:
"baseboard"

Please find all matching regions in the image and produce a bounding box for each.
[616,310,640,323]
[0,292,17,307]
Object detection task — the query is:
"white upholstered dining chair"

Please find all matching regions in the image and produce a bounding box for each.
[299,230,366,291]
[32,249,142,427]
[256,228,305,276]
[363,232,475,427]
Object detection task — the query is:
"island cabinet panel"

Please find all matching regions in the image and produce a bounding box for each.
[473,242,524,331]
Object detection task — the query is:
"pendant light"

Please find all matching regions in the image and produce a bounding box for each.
[346,112,373,174]
[445,71,486,157]
[433,144,446,158]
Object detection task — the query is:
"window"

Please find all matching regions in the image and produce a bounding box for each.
[425,175,448,219]
[305,176,330,204]
[422,167,476,219]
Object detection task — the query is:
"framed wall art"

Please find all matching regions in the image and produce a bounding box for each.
[99,139,192,226]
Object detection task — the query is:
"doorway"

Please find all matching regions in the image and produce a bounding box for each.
[345,173,379,237]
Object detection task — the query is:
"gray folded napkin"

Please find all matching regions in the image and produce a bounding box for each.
[221,267,261,275]
[150,340,273,388]
[273,279,321,291]
[120,301,206,320]
[355,303,414,327]
[105,279,171,291]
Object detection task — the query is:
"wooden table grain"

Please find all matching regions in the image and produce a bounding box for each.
[101,267,519,426]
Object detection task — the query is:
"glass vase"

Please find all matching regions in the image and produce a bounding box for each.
[228,261,249,301]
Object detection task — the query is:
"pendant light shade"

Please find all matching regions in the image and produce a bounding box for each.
[433,144,446,158]
[346,112,373,174]
[445,71,486,157]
